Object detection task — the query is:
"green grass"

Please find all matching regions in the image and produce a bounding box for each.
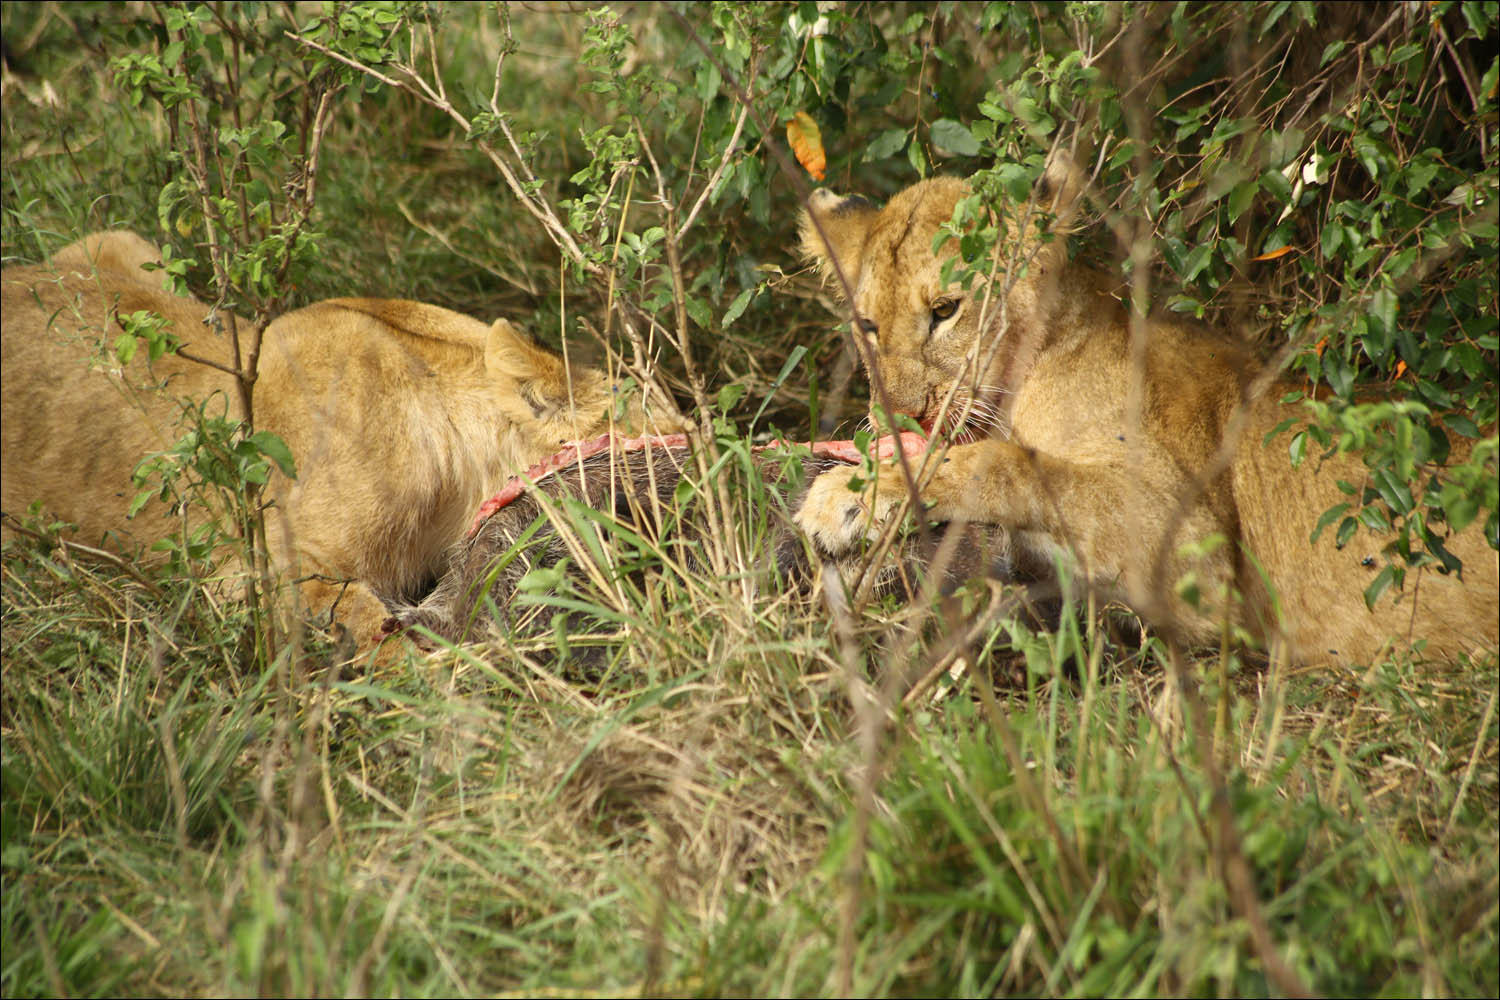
[6,506,1494,996]
[4,3,1497,997]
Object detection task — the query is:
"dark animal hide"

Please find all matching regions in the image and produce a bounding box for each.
[382,434,1048,654]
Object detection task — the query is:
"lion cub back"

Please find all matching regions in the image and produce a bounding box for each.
[1,232,240,552]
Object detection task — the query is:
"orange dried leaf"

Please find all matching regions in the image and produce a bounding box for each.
[1251,245,1296,262]
[1394,359,1407,379]
[1314,337,1328,358]
[787,111,826,182]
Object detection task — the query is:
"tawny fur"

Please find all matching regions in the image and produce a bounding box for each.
[796,168,1497,665]
[1,232,682,650]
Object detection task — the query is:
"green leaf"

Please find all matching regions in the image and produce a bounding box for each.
[930,118,980,156]
[128,488,155,519]
[1324,353,1354,399]
[1262,417,1297,446]
[1388,43,1422,65]
[1352,133,1387,179]
[1320,220,1344,259]
[1384,246,1418,281]
[1260,0,1293,37]
[1363,563,1400,610]
[1310,502,1350,543]
[1319,40,1347,66]
[1372,466,1414,515]
[1260,168,1293,204]
[977,100,1007,121]
[246,431,297,479]
[718,383,747,413]
[518,562,568,594]
[1404,159,1440,196]
[685,295,712,328]
[1288,430,1308,467]
[907,140,928,177]
[114,334,138,365]
[1368,285,1398,337]
[1265,128,1306,169]
[1181,244,1213,282]
[1358,503,1392,533]
[1335,516,1358,547]
[1228,180,1258,223]
[1480,52,1499,101]
[865,128,907,161]
[1441,413,1480,438]
[721,287,755,328]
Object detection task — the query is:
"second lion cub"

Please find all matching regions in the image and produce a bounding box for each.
[795,164,1496,665]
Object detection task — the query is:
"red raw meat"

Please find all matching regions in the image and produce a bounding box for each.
[466,430,930,537]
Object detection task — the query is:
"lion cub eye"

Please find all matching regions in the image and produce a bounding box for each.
[856,317,879,339]
[930,298,960,324]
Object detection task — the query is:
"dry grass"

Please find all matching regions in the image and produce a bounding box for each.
[3,3,1497,996]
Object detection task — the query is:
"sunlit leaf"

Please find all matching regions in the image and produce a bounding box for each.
[786,111,826,181]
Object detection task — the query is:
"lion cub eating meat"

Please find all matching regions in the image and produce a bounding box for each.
[795,163,1496,665]
[1,231,680,651]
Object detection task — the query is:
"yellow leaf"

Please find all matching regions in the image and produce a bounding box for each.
[1250,245,1296,262]
[787,111,827,182]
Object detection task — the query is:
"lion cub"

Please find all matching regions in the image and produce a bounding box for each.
[795,166,1496,665]
[1,231,681,650]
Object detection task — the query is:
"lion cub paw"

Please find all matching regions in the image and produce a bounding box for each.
[795,465,912,557]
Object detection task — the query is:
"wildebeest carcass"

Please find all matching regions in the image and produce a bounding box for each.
[382,432,1052,656]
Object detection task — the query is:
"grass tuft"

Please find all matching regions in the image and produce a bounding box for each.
[4,3,1496,996]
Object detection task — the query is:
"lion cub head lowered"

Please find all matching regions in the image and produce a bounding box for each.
[1,231,683,652]
[795,164,1496,666]
[799,163,1083,441]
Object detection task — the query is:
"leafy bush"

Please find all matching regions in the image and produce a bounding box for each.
[2,3,1495,996]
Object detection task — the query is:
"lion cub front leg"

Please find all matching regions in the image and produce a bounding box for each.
[796,439,1061,557]
[296,576,399,658]
[798,438,1241,643]
[796,462,918,557]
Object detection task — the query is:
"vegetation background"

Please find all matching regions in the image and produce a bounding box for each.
[2,1,1496,995]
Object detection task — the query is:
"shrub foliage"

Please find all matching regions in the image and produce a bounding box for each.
[2,2,1496,996]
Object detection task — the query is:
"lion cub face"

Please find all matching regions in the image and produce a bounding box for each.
[799,164,1078,440]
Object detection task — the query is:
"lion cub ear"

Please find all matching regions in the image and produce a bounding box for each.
[485,318,564,385]
[1034,153,1086,228]
[799,189,880,296]
[51,231,164,282]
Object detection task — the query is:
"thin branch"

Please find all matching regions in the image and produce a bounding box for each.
[174,346,246,379]
[288,29,598,275]
[679,100,749,238]
[0,514,166,599]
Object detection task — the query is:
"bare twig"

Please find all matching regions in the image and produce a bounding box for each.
[0,513,166,599]
[288,29,597,274]
[680,100,750,238]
